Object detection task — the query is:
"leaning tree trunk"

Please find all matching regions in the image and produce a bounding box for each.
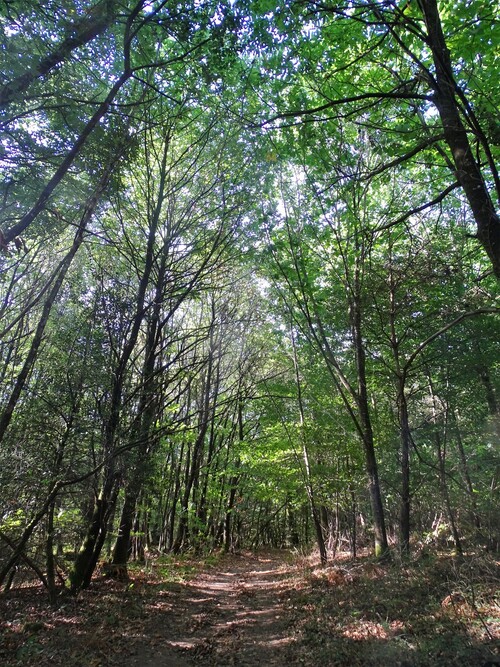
[111,296,161,569]
[69,469,121,591]
[69,137,168,592]
[0,481,61,589]
[0,169,108,445]
[418,0,500,276]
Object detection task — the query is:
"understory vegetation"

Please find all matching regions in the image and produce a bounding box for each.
[0,550,498,666]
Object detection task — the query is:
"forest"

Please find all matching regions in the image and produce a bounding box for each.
[0,0,499,664]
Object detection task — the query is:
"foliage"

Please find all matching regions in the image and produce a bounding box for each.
[0,0,499,603]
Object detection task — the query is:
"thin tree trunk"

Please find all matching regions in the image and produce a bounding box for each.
[111,298,161,567]
[0,147,124,445]
[398,382,412,557]
[350,486,357,560]
[291,326,328,564]
[0,531,48,592]
[0,239,83,443]
[69,130,172,591]
[350,296,389,557]
[0,0,116,107]
[1,2,145,245]
[387,255,412,556]
[479,366,500,439]
[166,444,184,550]
[435,432,463,555]
[224,405,243,553]
[224,466,240,553]
[46,502,57,603]
[478,367,500,545]
[0,482,62,587]
[173,312,216,553]
[453,409,481,530]
[427,376,463,555]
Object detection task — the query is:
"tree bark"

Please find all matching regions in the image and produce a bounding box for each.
[0,0,116,107]
[350,296,389,557]
[397,386,411,557]
[0,140,125,446]
[69,130,166,592]
[291,326,328,564]
[418,0,500,276]
[452,409,481,531]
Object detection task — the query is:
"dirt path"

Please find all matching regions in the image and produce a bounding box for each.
[2,550,497,666]
[123,551,298,667]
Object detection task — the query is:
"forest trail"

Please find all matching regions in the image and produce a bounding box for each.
[1,549,497,667]
[124,550,297,667]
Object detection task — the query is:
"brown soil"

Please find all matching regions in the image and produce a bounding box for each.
[0,549,498,667]
[124,550,297,666]
[0,550,299,667]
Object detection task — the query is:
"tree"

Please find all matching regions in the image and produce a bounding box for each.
[256,166,389,556]
[1,0,499,598]
[256,0,500,276]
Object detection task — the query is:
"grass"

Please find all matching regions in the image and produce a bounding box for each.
[128,549,223,584]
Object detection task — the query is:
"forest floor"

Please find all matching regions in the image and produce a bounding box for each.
[0,548,499,667]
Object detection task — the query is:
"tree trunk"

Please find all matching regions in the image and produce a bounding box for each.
[418,0,500,276]
[0,482,61,588]
[350,486,357,560]
[173,316,216,553]
[0,0,116,108]
[0,234,84,444]
[291,326,328,564]
[69,132,171,590]
[224,468,240,553]
[166,447,184,551]
[69,471,120,591]
[397,381,412,557]
[435,432,463,555]
[479,366,500,439]
[351,297,389,557]
[426,375,463,555]
[45,501,57,604]
[453,410,481,531]
[112,490,136,566]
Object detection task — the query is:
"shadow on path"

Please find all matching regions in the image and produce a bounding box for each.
[124,551,297,666]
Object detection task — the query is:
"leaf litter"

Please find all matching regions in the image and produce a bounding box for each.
[0,549,498,666]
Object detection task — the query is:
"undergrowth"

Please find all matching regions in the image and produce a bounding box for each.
[0,548,498,667]
[285,549,499,666]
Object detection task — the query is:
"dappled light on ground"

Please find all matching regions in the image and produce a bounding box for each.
[0,550,498,666]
